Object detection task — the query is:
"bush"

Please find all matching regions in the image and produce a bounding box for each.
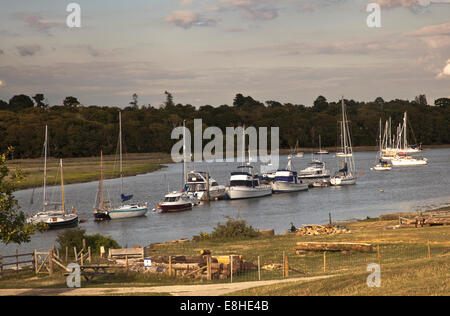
[56,228,120,256]
[199,219,260,240]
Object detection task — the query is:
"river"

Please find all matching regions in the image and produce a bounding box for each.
[2,148,450,255]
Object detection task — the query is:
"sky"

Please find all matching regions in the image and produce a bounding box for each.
[0,0,449,107]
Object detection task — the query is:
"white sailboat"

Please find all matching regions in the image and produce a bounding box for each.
[27,128,79,229]
[315,135,329,155]
[336,121,353,157]
[330,98,357,186]
[372,118,392,171]
[94,112,148,220]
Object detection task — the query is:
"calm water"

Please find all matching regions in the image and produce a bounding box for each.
[2,148,450,255]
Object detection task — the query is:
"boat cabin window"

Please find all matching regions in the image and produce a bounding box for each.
[230,180,259,187]
[164,196,180,202]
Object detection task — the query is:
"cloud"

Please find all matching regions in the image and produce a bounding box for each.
[215,0,279,20]
[15,13,62,34]
[0,49,4,55]
[437,59,450,78]
[406,21,450,37]
[374,0,450,8]
[180,0,195,5]
[0,80,4,86]
[16,44,41,56]
[165,10,219,28]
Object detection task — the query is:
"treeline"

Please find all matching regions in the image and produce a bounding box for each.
[0,93,449,159]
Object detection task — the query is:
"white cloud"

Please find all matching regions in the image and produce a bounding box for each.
[437,59,450,78]
[165,10,219,28]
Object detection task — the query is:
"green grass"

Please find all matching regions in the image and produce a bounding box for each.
[7,153,173,190]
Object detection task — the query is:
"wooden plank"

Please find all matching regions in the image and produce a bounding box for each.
[295,242,373,253]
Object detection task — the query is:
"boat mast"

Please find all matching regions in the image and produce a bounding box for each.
[43,125,48,212]
[100,150,104,209]
[183,120,187,189]
[119,111,123,195]
[60,159,65,213]
[403,111,407,150]
[341,98,348,157]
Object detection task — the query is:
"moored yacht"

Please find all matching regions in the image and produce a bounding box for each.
[185,171,226,200]
[330,98,357,186]
[298,160,331,185]
[226,166,272,200]
[158,191,194,212]
[271,157,308,193]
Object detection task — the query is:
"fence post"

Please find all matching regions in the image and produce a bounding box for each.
[377,245,381,266]
[34,250,38,274]
[125,255,129,272]
[282,251,286,278]
[207,255,211,281]
[65,246,68,264]
[80,251,84,266]
[0,253,3,278]
[74,246,78,262]
[88,247,91,263]
[284,254,289,277]
[230,255,233,283]
[323,251,327,273]
[168,255,172,276]
[257,256,261,281]
[427,241,431,259]
[49,250,54,276]
[16,249,19,274]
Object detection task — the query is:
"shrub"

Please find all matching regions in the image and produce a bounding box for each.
[56,228,120,256]
[201,219,260,240]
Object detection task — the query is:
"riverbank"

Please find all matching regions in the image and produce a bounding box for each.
[0,208,448,295]
[8,153,173,190]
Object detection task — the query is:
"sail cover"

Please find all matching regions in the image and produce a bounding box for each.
[339,163,348,174]
[121,193,133,202]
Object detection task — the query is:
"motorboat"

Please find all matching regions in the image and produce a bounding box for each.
[271,157,308,193]
[226,165,272,200]
[185,171,226,200]
[372,159,392,171]
[158,191,194,212]
[298,160,331,185]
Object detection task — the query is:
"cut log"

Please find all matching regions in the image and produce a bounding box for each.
[295,242,373,253]
[149,255,206,264]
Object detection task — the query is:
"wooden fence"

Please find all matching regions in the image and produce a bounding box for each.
[0,250,35,277]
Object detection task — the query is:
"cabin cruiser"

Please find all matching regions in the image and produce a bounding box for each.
[226,166,272,200]
[271,158,308,193]
[298,160,331,186]
[27,209,79,229]
[158,191,196,212]
[185,171,226,200]
[372,158,392,171]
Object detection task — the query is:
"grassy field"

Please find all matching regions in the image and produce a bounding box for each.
[7,153,173,190]
[0,210,449,295]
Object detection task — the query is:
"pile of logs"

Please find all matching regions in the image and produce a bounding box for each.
[295,242,373,254]
[111,251,256,279]
[295,225,351,236]
[399,210,450,228]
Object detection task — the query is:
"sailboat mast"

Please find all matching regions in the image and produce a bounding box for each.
[60,159,65,213]
[182,120,187,188]
[119,111,123,195]
[242,124,246,165]
[100,151,104,209]
[43,125,48,212]
[341,98,348,156]
[403,112,407,150]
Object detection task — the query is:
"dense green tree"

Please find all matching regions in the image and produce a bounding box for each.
[63,96,80,107]
[9,94,34,111]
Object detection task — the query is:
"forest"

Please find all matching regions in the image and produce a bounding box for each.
[0,92,449,159]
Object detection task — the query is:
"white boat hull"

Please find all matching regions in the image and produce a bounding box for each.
[330,176,357,186]
[372,166,392,171]
[271,181,309,193]
[391,158,427,167]
[108,207,148,219]
[226,186,272,200]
